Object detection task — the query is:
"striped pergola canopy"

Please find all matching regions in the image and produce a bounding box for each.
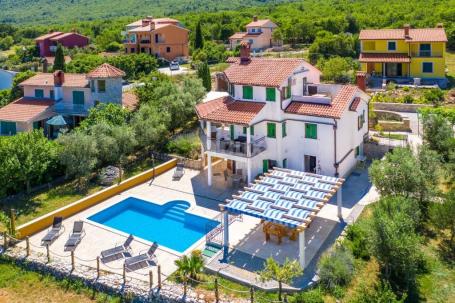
[223,168,344,230]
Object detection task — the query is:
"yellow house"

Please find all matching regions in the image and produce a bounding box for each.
[359,24,448,88]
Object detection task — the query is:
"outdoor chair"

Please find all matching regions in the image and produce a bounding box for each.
[41,216,64,246]
[172,162,185,180]
[64,221,85,251]
[100,234,134,263]
[124,242,158,271]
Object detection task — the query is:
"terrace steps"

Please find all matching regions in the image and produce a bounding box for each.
[202,242,222,258]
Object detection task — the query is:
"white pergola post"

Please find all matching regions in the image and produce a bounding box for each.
[207,154,212,186]
[337,187,343,220]
[222,210,229,262]
[206,121,211,151]
[246,126,251,157]
[247,159,252,184]
[298,229,305,268]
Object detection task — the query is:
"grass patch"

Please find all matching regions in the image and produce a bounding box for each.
[446,51,455,88]
[373,133,408,140]
[209,62,229,73]
[0,257,121,303]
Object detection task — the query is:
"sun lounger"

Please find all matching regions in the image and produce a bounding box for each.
[41,217,63,246]
[64,221,85,251]
[100,234,134,262]
[125,242,158,271]
[172,162,185,180]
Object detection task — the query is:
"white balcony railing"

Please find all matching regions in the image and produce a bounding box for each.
[54,102,91,116]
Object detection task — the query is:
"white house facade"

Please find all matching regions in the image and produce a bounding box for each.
[196,44,369,185]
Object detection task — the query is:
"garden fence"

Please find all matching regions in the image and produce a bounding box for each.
[1,232,290,303]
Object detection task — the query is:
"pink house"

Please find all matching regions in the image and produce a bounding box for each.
[35,31,90,57]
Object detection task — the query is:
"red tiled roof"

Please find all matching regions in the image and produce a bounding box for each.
[19,73,89,88]
[246,19,276,28]
[35,32,64,41]
[359,53,411,63]
[0,98,54,122]
[349,97,361,111]
[285,85,358,119]
[224,57,311,87]
[229,32,247,40]
[87,63,125,78]
[122,91,139,110]
[195,96,265,125]
[49,32,89,41]
[359,28,447,42]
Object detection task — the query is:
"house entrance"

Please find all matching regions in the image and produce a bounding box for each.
[385,63,403,77]
[304,155,317,173]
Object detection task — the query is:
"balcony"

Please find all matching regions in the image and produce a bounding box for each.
[410,50,443,58]
[200,128,266,158]
[54,102,91,116]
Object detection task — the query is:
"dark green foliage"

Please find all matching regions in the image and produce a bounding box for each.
[0,89,10,107]
[319,56,356,84]
[53,44,65,72]
[308,31,357,64]
[9,70,36,101]
[197,61,211,91]
[421,113,455,162]
[166,133,200,159]
[345,223,370,260]
[292,288,324,303]
[194,20,204,50]
[79,103,130,131]
[349,281,405,303]
[318,245,355,293]
[430,190,455,261]
[423,88,445,106]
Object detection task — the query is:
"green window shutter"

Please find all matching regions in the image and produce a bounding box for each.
[230,125,235,140]
[282,122,287,137]
[1,121,16,135]
[250,126,254,136]
[33,121,40,130]
[267,123,276,138]
[355,146,360,157]
[35,89,44,98]
[243,127,247,134]
[243,86,253,99]
[286,86,291,99]
[266,87,276,102]
[263,159,269,173]
[283,158,287,168]
[305,123,317,139]
[72,91,85,105]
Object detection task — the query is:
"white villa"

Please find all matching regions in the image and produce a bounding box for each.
[0,63,138,136]
[229,17,280,51]
[196,43,370,186]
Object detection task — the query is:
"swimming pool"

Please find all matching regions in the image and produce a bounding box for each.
[88,197,219,253]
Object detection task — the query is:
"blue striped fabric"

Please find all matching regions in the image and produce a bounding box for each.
[250,184,270,193]
[283,190,304,200]
[261,177,279,185]
[272,183,290,193]
[294,199,318,210]
[240,191,260,201]
[273,199,294,211]
[250,200,272,211]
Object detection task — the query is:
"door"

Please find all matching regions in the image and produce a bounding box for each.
[304,155,317,173]
[72,91,85,105]
[385,63,402,77]
[263,159,269,173]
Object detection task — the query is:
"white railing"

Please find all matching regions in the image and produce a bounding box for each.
[54,102,91,115]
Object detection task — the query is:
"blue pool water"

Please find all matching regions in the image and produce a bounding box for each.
[88,197,219,253]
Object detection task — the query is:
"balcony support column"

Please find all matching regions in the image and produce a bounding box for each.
[247,159,252,184]
[206,121,211,150]
[246,125,251,157]
[207,154,212,187]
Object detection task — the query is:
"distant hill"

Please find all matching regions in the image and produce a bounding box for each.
[0,0,291,24]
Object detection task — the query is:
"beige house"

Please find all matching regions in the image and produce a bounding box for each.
[229,17,280,51]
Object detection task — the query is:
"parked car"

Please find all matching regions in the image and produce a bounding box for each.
[169,60,180,71]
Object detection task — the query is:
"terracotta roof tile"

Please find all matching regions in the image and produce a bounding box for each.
[87,63,125,78]
[359,28,447,42]
[19,73,89,88]
[224,57,314,87]
[49,32,89,41]
[285,85,358,119]
[359,53,411,63]
[246,19,276,27]
[229,32,247,40]
[0,98,54,122]
[349,97,361,111]
[35,32,64,41]
[122,91,139,110]
[195,96,265,125]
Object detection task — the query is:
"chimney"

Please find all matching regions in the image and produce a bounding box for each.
[356,71,367,92]
[53,70,64,101]
[42,58,48,73]
[436,23,443,28]
[253,16,258,22]
[240,41,251,63]
[403,24,410,38]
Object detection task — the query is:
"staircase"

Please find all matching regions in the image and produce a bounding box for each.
[202,242,222,258]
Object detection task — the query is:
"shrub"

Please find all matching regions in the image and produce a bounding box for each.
[423,88,444,106]
[345,223,370,260]
[402,95,414,104]
[318,245,355,292]
[386,82,397,91]
[292,288,324,303]
[166,134,201,159]
[349,281,405,303]
[402,86,410,92]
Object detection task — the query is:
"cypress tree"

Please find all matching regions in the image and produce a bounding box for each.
[53,43,65,71]
[197,61,211,92]
[194,20,204,50]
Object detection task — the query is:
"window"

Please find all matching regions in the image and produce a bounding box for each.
[284,86,291,99]
[0,121,16,135]
[387,41,396,51]
[419,44,431,57]
[98,80,106,93]
[72,91,85,105]
[363,41,375,51]
[131,48,135,53]
[263,159,269,173]
[166,47,171,53]
[282,158,287,168]
[267,123,276,138]
[305,123,317,139]
[282,122,287,137]
[229,84,235,97]
[422,62,433,73]
[50,90,54,100]
[355,146,360,157]
[230,125,235,140]
[266,87,276,102]
[358,110,365,130]
[243,86,253,99]
[34,89,44,98]
[242,126,254,135]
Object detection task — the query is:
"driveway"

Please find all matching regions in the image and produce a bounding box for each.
[158,66,192,76]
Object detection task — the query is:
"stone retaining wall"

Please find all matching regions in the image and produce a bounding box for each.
[373,102,431,113]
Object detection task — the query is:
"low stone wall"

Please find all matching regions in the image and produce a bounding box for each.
[364,142,392,159]
[16,159,178,239]
[377,119,411,132]
[373,102,431,113]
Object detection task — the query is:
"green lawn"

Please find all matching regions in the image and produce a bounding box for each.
[446,51,455,88]
[0,258,120,303]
